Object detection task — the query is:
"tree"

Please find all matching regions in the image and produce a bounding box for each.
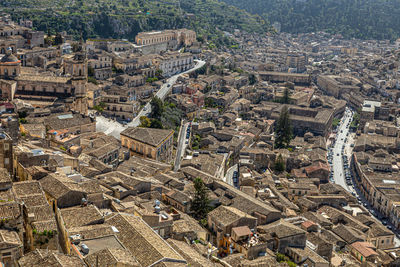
[150,118,163,129]
[139,116,151,128]
[248,73,257,85]
[146,77,158,83]
[88,66,95,77]
[282,87,290,104]
[275,106,293,148]
[54,33,63,45]
[88,76,98,85]
[72,43,80,52]
[150,96,164,119]
[204,98,216,108]
[93,102,106,112]
[274,154,285,173]
[44,35,54,46]
[155,69,163,79]
[191,177,211,219]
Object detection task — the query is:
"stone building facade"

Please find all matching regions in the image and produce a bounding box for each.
[135,29,196,47]
[87,50,112,80]
[0,46,88,115]
[121,127,174,163]
[156,52,194,77]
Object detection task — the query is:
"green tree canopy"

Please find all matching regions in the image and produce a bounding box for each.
[139,116,151,128]
[274,154,285,173]
[54,33,63,45]
[191,177,211,220]
[150,118,163,129]
[220,0,400,40]
[248,73,257,85]
[282,87,290,104]
[275,105,293,148]
[150,96,164,119]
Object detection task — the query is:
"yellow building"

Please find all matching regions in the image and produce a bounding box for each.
[135,29,196,47]
[121,127,174,163]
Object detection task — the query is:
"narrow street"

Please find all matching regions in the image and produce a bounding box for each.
[329,108,400,246]
[174,121,190,171]
[224,164,238,187]
[330,108,355,192]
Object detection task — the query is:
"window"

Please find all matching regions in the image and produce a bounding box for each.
[4,158,8,165]
[4,143,9,151]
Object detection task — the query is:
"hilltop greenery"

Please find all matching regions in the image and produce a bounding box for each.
[222,0,400,40]
[1,0,269,46]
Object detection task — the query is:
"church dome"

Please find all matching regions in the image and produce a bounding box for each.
[0,53,19,63]
[0,48,20,63]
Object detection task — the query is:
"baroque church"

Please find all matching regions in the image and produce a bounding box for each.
[0,45,88,115]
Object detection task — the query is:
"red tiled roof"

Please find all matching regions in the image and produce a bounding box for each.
[305,162,330,174]
[301,220,316,229]
[351,242,378,258]
[232,226,252,237]
[291,168,307,178]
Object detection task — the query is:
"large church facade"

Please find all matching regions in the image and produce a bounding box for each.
[0,47,88,114]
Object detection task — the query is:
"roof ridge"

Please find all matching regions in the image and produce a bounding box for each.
[145,128,157,148]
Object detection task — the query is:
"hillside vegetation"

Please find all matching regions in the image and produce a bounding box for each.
[1,0,269,45]
[222,0,400,40]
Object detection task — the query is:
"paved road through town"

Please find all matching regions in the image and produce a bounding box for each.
[174,121,190,171]
[330,109,400,245]
[331,108,354,192]
[96,59,206,139]
[224,164,238,187]
[128,59,206,127]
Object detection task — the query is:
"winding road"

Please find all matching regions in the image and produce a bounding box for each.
[96,59,206,139]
